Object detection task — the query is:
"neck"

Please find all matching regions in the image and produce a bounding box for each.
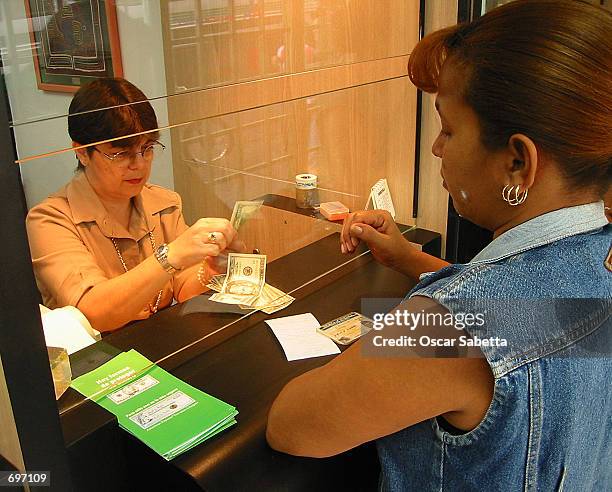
[100,197,132,229]
[83,170,133,228]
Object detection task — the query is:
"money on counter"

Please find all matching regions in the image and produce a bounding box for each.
[241,283,295,315]
[209,253,266,306]
[206,274,226,292]
[230,200,263,231]
[208,274,295,315]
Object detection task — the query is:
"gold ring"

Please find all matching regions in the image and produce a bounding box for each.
[207,232,219,243]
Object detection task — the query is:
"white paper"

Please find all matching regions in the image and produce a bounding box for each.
[265,313,341,361]
[41,305,100,355]
[371,178,396,219]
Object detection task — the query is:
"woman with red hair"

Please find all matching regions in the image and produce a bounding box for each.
[267,1,611,489]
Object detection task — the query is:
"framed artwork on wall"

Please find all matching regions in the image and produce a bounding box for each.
[24,0,123,93]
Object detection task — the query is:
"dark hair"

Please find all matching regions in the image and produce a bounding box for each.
[68,78,159,169]
[408,0,612,193]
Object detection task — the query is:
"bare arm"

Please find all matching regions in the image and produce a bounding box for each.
[266,297,493,458]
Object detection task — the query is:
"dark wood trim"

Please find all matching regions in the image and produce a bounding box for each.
[412,0,426,218]
[0,75,73,490]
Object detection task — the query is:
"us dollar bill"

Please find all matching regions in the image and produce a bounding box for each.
[208,265,294,313]
[230,200,263,231]
[261,295,295,314]
[206,274,226,292]
[128,390,196,430]
[239,283,293,310]
[211,253,266,305]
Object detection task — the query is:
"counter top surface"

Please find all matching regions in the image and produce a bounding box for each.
[59,217,418,490]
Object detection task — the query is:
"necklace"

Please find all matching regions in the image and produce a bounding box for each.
[111,230,164,313]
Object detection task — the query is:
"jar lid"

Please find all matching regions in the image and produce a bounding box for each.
[295,173,317,185]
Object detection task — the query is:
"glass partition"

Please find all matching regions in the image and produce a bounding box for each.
[1,0,420,414]
[2,0,418,126]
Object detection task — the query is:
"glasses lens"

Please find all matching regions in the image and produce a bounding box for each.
[111,151,131,166]
[143,143,163,160]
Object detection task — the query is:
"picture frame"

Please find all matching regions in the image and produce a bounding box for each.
[24,0,123,93]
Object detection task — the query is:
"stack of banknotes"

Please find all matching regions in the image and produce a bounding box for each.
[207,200,294,314]
[208,253,295,314]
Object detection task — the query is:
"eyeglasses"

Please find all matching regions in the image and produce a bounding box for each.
[94,141,165,166]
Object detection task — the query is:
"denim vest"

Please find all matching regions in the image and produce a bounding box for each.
[376,202,611,491]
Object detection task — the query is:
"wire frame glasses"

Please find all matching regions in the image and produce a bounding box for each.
[94,141,165,166]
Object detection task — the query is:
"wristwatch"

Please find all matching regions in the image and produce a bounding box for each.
[154,243,180,275]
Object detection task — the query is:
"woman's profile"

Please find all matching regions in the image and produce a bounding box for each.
[267,1,611,490]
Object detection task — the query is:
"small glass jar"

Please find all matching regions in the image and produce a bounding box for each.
[295,173,317,208]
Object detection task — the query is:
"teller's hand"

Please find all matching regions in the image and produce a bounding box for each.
[168,218,236,270]
[204,235,248,276]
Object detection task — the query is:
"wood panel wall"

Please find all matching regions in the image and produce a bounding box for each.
[414,1,458,258]
[160,0,422,259]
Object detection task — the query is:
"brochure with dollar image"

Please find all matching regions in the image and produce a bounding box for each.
[71,349,238,460]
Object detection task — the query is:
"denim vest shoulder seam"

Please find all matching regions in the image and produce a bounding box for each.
[439,439,445,492]
[410,263,493,301]
[525,363,543,492]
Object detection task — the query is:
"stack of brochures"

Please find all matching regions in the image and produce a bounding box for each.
[71,349,238,460]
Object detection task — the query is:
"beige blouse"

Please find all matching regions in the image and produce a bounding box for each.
[26,171,196,319]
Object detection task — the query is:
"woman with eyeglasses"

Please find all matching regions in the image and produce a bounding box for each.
[26,78,244,333]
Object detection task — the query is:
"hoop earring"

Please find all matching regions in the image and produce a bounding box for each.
[502,185,528,206]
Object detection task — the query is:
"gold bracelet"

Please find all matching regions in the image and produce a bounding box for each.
[196,263,209,288]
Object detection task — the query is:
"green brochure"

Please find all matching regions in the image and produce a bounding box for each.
[71,349,237,460]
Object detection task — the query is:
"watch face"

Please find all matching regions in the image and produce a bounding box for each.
[155,243,177,273]
[158,244,169,256]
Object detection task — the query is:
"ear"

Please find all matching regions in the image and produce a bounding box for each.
[72,141,89,167]
[505,134,538,191]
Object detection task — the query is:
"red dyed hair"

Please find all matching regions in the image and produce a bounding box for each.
[409,0,612,193]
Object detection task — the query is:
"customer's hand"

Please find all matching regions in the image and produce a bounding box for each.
[341,210,414,270]
[167,218,237,270]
